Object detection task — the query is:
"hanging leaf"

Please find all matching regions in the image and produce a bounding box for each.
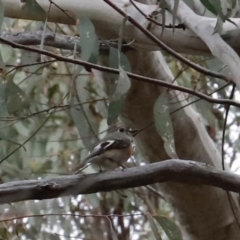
[107,66,131,125]
[70,73,99,150]
[21,50,40,66]
[108,47,131,95]
[109,220,119,240]
[153,93,178,159]
[172,0,179,32]
[77,16,99,63]
[107,18,131,125]
[200,0,218,15]
[22,0,46,17]
[0,51,5,76]
[200,0,237,29]
[146,212,163,240]
[0,131,26,151]
[0,0,4,30]
[214,15,224,34]
[109,47,131,73]
[5,79,30,115]
[155,216,183,240]
[160,0,166,36]
[0,77,6,114]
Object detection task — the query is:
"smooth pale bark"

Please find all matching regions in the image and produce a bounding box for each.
[3,0,240,89]
[1,0,240,55]
[165,0,240,98]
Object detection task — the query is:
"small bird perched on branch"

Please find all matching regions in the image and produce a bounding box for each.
[74,127,136,173]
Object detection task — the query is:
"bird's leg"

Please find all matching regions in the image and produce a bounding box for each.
[98,165,103,172]
[107,158,126,170]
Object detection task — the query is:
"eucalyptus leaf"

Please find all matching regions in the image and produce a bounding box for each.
[107,66,131,125]
[200,0,218,15]
[160,0,166,36]
[77,16,99,63]
[147,212,163,240]
[108,47,131,95]
[153,93,178,159]
[0,77,6,116]
[214,15,224,34]
[70,95,94,150]
[0,50,6,74]
[5,79,30,115]
[21,50,39,66]
[200,0,237,28]
[0,0,4,30]
[155,216,183,240]
[70,73,99,150]
[172,0,179,32]
[0,131,26,151]
[109,220,119,240]
[22,0,46,17]
[109,47,131,72]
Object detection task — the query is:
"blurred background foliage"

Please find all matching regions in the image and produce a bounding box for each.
[0,1,239,240]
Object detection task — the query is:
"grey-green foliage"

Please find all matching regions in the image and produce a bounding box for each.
[154,92,177,159]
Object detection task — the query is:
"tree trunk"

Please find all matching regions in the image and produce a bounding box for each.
[121,49,240,240]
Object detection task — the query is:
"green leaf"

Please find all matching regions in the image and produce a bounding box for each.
[110,221,119,240]
[0,0,4,30]
[155,216,183,240]
[172,0,179,32]
[48,84,59,99]
[146,212,163,240]
[160,1,166,36]
[214,15,224,34]
[5,79,30,115]
[0,49,6,74]
[108,47,131,95]
[107,66,131,125]
[70,73,99,150]
[21,50,39,65]
[0,56,4,73]
[0,77,6,114]
[0,131,26,151]
[153,93,178,159]
[22,0,46,17]
[200,0,237,29]
[0,44,14,64]
[109,47,131,72]
[200,0,218,15]
[77,16,99,63]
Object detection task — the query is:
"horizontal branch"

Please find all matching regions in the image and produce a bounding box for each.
[103,0,231,83]
[1,31,228,82]
[1,31,112,53]
[1,37,240,108]
[2,0,240,57]
[1,159,240,204]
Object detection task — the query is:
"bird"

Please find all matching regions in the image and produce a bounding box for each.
[74,127,135,173]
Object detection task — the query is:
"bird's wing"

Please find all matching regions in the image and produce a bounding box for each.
[86,139,130,160]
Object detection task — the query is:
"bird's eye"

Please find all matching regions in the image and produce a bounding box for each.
[119,127,125,133]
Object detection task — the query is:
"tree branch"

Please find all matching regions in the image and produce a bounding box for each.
[1,159,240,204]
[1,31,112,53]
[1,37,240,109]
[166,0,240,92]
